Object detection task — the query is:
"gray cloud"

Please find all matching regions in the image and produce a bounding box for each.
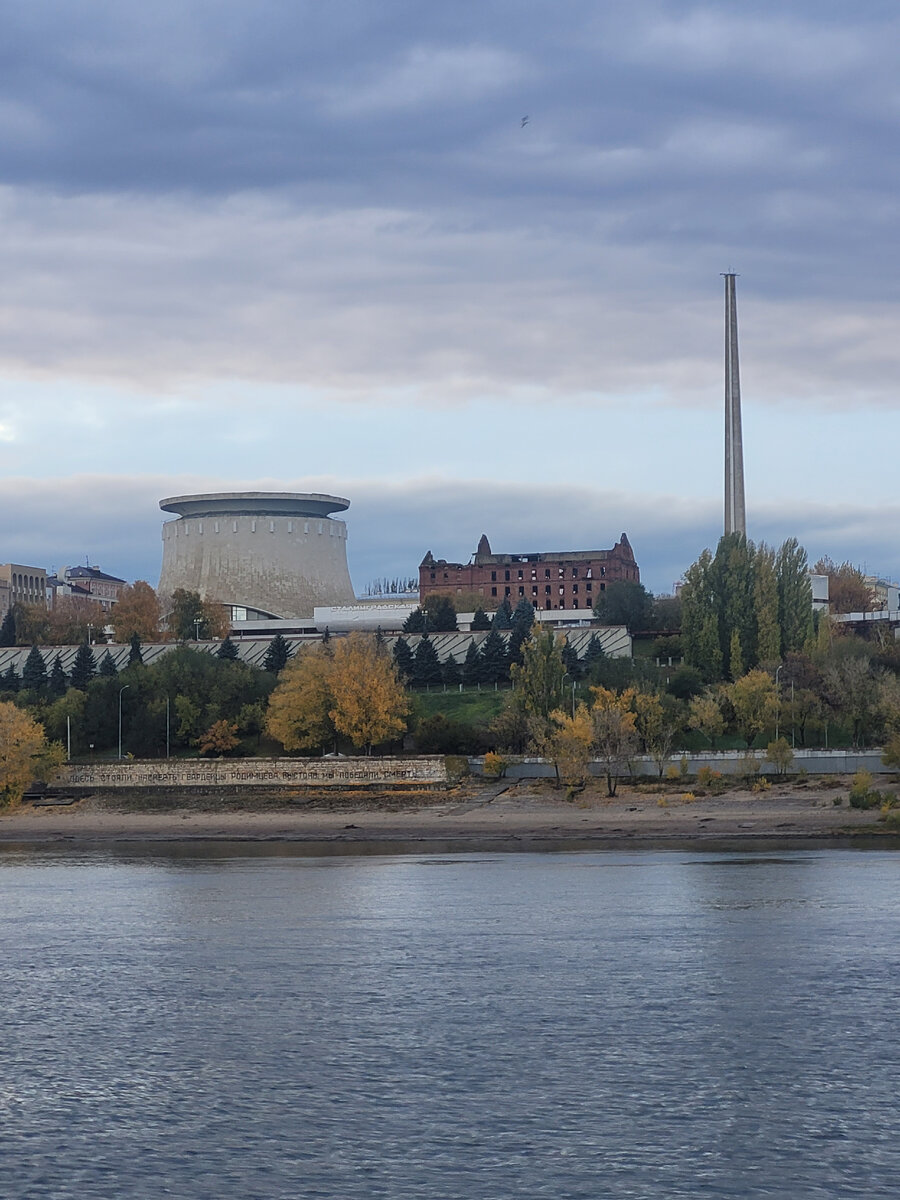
[3,474,898,598]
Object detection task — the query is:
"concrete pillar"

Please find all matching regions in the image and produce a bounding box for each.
[724,273,746,537]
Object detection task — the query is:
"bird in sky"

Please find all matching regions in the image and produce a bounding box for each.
[521,115,529,127]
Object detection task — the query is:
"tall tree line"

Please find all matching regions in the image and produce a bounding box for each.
[682,535,813,681]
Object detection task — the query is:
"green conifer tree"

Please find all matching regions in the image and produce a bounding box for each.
[413,634,442,685]
[479,628,509,683]
[442,654,461,686]
[99,650,118,677]
[471,607,491,631]
[583,634,606,674]
[262,633,292,673]
[402,608,426,634]
[0,608,15,647]
[70,642,96,691]
[462,640,481,685]
[128,632,144,666]
[422,594,458,631]
[0,662,19,693]
[22,645,48,692]
[392,636,414,681]
[49,654,68,696]
[217,635,239,661]
[561,637,583,681]
[491,598,513,629]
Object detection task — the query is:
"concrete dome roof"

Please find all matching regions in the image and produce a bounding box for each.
[159,492,350,519]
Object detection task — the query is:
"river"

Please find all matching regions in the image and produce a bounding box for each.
[3,845,898,1198]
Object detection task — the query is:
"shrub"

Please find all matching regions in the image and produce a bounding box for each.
[696,765,725,793]
[738,751,761,783]
[681,792,695,804]
[848,769,884,810]
[665,765,680,780]
[765,737,794,776]
[482,751,509,779]
[751,777,771,793]
[679,754,689,778]
[879,808,900,830]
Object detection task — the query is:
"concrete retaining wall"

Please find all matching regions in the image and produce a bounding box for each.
[57,756,448,790]
[471,749,892,779]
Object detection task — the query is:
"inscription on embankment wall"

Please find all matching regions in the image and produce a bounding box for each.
[58,757,447,789]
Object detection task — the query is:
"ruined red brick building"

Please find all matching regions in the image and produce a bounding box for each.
[419,533,639,612]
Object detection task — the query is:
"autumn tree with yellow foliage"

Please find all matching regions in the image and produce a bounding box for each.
[266,635,409,756]
[329,634,409,754]
[0,702,64,807]
[547,703,593,788]
[590,686,638,796]
[266,645,337,753]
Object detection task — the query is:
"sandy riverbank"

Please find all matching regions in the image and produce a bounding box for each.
[1,778,897,850]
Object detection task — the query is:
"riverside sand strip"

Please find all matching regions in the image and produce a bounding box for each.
[1,780,895,848]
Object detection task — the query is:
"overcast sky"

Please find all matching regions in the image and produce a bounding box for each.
[2,1,899,595]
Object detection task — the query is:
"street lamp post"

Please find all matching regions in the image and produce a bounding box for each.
[775,663,783,741]
[118,684,130,759]
[194,618,202,642]
[165,695,170,758]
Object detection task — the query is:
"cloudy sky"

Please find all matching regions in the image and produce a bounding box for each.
[2,0,899,595]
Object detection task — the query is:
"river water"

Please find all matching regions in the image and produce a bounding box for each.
[2,845,899,1199]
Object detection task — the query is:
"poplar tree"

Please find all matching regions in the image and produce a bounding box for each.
[777,538,813,654]
[754,544,781,664]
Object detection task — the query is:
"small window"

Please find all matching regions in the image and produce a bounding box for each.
[491,571,497,582]
[504,570,510,582]
[572,584,578,594]
[532,586,538,596]
[545,585,551,595]
[430,572,436,581]
[572,567,578,579]
[517,569,523,580]
[491,587,497,597]
[600,582,606,591]
[545,568,551,579]
[586,568,592,579]
[573,600,579,609]
[558,567,564,578]
[531,569,536,580]
[600,566,606,577]
[443,573,448,580]
[505,586,511,596]
[518,586,524,596]
[586,582,592,592]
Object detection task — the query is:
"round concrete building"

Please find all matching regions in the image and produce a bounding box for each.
[158,492,355,621]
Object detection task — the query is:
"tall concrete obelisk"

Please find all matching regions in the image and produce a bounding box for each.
[723,272,746,537]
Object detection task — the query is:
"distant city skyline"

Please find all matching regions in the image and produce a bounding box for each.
[2,3,900,593]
